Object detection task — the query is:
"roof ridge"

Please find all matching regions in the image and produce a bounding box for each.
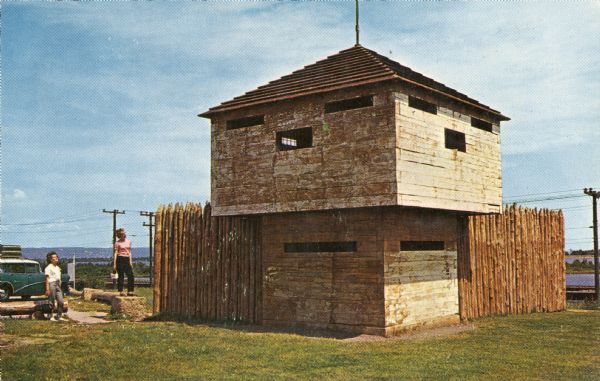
[200,44,509,120]
[350,45,399,76]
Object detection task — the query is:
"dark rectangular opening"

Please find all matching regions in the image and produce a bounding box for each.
[471,117,493,132]
[445,129,466,152]
[276,127,312,151]
[408,96,437,114]
[226,115,264,130]
[284,241,357,253]
[400,241,445,251]
[324,95,373,114]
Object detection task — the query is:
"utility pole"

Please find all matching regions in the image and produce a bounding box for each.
[583,188,599,303]
[102,209,126,249]
[140,211,155,286]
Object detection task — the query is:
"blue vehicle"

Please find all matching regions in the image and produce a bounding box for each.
[0,245,69,301]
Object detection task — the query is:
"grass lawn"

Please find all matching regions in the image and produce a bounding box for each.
[566,260,595,274]
[1,309,598,380]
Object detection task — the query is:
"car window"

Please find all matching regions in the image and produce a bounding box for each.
[25,263,41,273]
[11,264,26,273]
[2,264,14,273]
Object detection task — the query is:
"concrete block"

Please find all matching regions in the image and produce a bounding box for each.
[111,296,147,321]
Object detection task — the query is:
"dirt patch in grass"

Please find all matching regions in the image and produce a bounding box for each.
[68,297,111,313]
[0,334,57,349]
[342,323,475,342]
[153,319,475,342]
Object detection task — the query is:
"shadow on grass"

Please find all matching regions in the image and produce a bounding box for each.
[567,300,600,310]
[143,313,363,339]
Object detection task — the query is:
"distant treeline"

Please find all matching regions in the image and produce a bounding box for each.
[566,249,595,256]
[68,262,151,289]
[566,260,595,274]
[72,257,150,262]
[22,247,150,260]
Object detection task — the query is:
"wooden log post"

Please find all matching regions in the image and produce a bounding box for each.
[153,205,163,314]
[0,300,69,316]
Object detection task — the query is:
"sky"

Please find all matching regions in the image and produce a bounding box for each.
[0,1,599,250]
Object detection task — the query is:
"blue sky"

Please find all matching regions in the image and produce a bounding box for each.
[1,1,599,250]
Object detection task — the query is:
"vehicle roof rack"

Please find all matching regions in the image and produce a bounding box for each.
[0,245,23,258]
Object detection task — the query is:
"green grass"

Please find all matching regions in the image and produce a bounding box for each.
[67,296,111,313]
[566,260,595,274]
[133,287,153,309]
[64,287,153,314]
[1,310,598,380]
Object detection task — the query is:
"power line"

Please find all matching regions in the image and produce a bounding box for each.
[508,194,586,204]
[1,225,114,234]
[0,213,104,227]
[561,208,591,212]
[504,187,600,200]
[504,189,584,199]
[124,209,158,214]
[1,229,112,236]
[561,206,590,211]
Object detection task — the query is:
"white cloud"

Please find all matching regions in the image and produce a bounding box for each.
[13,189,27,200]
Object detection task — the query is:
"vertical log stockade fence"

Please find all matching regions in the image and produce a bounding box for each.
[153,203,262,322]
[154,203,564,322]
[458,205,565,319]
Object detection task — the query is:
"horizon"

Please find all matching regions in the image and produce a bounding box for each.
[21,246,150,249]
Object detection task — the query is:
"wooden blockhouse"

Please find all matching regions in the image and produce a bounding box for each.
[200,45,509,335]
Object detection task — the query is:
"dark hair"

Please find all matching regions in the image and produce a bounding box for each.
[116,228,125,238]
[46,251,58,264]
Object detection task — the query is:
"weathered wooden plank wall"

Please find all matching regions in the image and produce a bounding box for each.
[153,203,262,322]
[458,205,565,319]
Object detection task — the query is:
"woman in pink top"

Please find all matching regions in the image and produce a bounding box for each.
[112,227,135,296]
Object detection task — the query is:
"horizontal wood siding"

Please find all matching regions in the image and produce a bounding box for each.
[458,205,566,319]
[382,208,460,333]
[261,208,386,335]
[211,85,398,216]
[394,91,502,214]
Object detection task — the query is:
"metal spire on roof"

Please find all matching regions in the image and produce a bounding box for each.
[355,0,360,46]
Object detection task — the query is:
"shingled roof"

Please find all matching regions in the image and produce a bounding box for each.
[200,45,509,121]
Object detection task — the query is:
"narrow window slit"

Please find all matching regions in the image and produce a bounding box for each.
[226,115,264,130]
[471,117,493,132]
[408,96,437,114]
[324,95,373,114]
[400,241,445,251]
[284,241,357,253]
